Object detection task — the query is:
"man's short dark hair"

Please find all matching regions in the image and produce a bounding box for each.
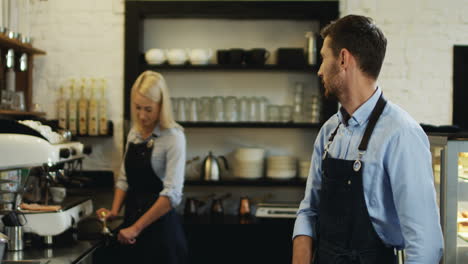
[320,15,387,80]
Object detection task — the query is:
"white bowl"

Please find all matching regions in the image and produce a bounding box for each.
[266,169,296,179]
[267,156,296,162]
[234,148,265,161]
[168,58,187,65]
[189,59,210,65]
[145,49,166,65]
[299,168,309,179]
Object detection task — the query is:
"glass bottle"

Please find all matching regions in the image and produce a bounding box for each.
[68,79,78,135]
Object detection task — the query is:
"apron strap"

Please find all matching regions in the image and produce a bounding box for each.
[358,94,387,152]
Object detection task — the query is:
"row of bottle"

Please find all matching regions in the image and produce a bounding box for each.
[57,78,108,136]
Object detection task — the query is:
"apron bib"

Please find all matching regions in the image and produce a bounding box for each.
[122,137,188,264]
[314,95,396,264]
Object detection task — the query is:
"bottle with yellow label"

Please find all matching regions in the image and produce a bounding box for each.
[57,85,68,129]
[68,79,78,135]
[88,79,99,136]
[78,78,88,135]
[99,79,108,135]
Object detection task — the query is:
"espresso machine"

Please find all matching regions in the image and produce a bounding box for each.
[0,119,93,246]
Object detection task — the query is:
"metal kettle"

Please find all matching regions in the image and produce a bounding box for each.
[201,151,229,181]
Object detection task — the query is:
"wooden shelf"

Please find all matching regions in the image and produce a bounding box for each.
[0,110,46,117]
[0,34,46,55]
[144,63,318,72]
[180,122,322,128]
[186,178,307,187]
[75,134,113,138]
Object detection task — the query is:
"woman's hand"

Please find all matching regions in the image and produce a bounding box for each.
[118,225,140,244]
[96,208,117,221]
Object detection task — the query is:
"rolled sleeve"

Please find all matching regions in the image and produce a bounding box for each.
[159,130,186,208]
[115,132,134,192]
[385,128,443,263]
[293,129,325,240]
[115,162,128,191]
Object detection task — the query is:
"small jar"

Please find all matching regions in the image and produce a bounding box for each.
[280,105,293,123]
[267,105,280,122]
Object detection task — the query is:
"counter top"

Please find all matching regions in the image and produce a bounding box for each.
[3,239,100,264]
[2,214,123,264]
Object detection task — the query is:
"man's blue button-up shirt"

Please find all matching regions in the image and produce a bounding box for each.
[293,88,443,264]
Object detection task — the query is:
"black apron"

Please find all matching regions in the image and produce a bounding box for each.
[122,136,188,264]
[314,94,397,264]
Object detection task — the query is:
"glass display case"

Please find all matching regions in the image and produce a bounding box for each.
[429,135,468,264]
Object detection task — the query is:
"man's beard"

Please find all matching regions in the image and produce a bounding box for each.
[322,64,343,99]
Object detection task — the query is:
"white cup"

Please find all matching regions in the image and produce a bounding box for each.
[49,187,66,203]
[165,49,188,65]
[145,49,166,65]
[188,48,213,65]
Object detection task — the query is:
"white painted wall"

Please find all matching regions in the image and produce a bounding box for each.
[29,0,468,175]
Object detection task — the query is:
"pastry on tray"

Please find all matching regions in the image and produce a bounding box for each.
[458,211,468,232]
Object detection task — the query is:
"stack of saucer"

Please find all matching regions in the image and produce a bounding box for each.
[232,148,265,179]
[299,160,311,179]
[266,156,297,180]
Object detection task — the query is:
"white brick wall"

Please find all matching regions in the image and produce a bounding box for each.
[30,0,468,171]
[30,0,124,172]
[341,0,468,125]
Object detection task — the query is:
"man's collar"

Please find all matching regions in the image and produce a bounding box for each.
[337,87,382,127]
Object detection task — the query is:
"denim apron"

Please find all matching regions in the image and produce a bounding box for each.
[122,136,188,264]
[314,95,397,264]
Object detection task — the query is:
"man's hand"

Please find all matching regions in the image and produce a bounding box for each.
[292,235,313,264]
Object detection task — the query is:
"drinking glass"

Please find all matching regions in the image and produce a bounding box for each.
[267,105,280,122]
[224,96,238,122]
[238,96,249,122]
[247,97,259,122]
[212,96,225,122]
[258,97,269,122]
[176,97,187,121]
[188,97,198,122]
[171,97,179,119]
[280,105,293,123]
[293,83,304,122]
[199,97,212,121]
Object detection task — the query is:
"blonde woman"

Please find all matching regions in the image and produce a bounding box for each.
[96,71,187,264]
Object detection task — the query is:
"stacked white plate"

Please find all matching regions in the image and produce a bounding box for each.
[232,148,265,179]
[266,156,297,180]
[299,160,311,179]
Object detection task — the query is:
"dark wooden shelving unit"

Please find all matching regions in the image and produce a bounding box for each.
[144,63,318,72]
[124,1,339,123]
[185,178,306,187]
[180,121,322,128]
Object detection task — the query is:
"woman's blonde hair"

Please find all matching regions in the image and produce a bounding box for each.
[131,71,182,132]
